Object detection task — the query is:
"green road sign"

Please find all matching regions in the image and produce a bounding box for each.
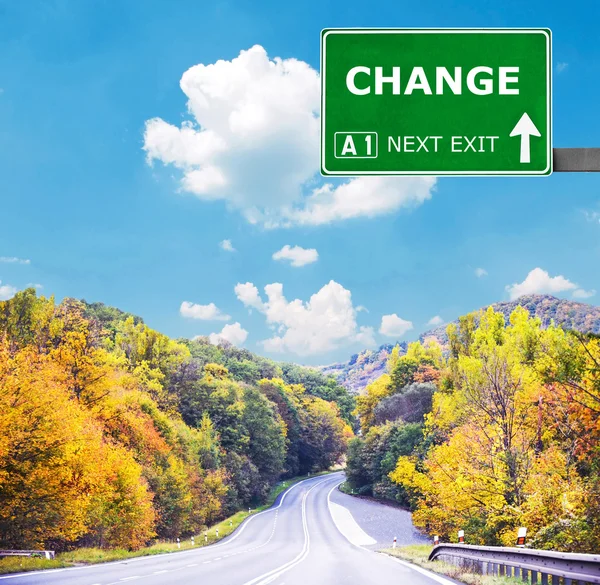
[321,28,552,176]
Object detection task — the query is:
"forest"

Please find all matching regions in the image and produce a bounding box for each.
[0,289,352,551]
[346,305,600,553]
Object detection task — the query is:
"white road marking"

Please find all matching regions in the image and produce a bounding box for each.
[0,476,338,583]
[384,554,457,585]
[153,570,168,574]
[120,578,140,582]
[241,477,331,585]
[203,560,212,564]
[187,563,198,567]
[328,501,377,546]
[327,481,455,585]
[214,557,222,560]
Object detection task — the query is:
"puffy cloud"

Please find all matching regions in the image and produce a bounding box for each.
[379,314,414,338]
[0,281,17,300]
[572,288,596,299]
[278,176,435,227]
[235,279,375,355]
[475,267,488,278]
[143,45,435,227]
[235,282,264,311]
[208,322,248,346]
[180,301,230,321]
[220,239,236,252]
[272,245,318,267]
[0,256,30,265]
[557,62,568,73]
[506,267,578,300]
[427,315,444,326]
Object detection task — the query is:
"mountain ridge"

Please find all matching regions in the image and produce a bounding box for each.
[319,294,600,393]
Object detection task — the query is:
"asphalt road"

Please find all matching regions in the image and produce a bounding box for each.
[329,483,430,549]
[2,473,446,585]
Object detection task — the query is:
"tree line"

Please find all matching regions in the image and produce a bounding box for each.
[0,290,353,551]
[346,306,600,552]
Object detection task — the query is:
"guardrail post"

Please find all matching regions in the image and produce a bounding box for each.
[540,573,548,585]
[522,568,529,582]
[531,569,538,584]
[515,567,521,579]
[551,575,559,585]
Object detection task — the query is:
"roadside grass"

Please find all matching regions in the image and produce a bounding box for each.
[0,469,337,575]
[0,557,69,574]
[383,545,522,585]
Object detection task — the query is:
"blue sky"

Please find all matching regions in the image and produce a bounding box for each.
[1,0,599,365]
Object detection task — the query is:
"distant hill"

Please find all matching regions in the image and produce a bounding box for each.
[320,294,600,394]
[319,343,407,395]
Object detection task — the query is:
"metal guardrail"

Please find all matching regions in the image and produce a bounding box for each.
[0,550,55,560]
[429,544,600,585]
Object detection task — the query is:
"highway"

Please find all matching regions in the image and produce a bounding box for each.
[2,473,449,585]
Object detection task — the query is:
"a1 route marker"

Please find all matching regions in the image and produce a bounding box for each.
[321,28,552,176]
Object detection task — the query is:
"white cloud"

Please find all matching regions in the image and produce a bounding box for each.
[272,245,318,267]
[26,283,43,289]
[276,176,435,227]
[427,315,444,326]
[209,322,248,346]
[220,239,236,252]
[557,62,568,73]
[235,279,375,355]
[573,288,596,299]
[143,45,435,227]
[235,282,265,311]
[0,281,17,301]
[0,256,30,265]
[475,267,488,278]
[180,301,231,321]
[506,267,579,300]
[379,314,414,338]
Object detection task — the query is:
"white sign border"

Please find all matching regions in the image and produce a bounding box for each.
[320,28,553,177]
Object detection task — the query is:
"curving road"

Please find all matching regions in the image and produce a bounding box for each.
[2,473,446,585]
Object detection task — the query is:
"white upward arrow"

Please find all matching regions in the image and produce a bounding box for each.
[509,112,541,164]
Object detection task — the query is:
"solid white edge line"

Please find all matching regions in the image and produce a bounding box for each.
[383,555,458,585]
[327,481,455,585]
[241,476,336,585]
[0,473,342,581]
